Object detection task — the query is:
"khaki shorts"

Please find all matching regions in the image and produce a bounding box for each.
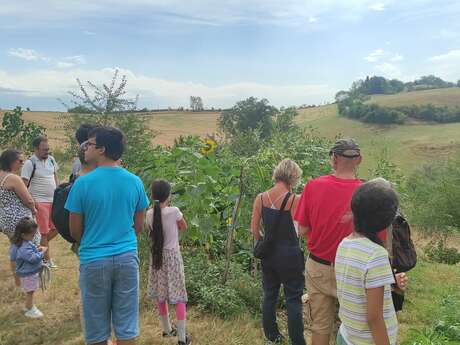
[305,257,338,335]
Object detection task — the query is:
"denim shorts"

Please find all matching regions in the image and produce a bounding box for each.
[79,251,139,344]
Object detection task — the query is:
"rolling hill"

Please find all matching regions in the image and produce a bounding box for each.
[1,87,460,175]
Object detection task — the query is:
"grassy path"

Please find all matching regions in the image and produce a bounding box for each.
[1,234,459,345]
[0,235,262,345]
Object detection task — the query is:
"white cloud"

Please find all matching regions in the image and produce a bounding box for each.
[374,62,402,78]
[364,49,384,62]
[428,49,460,62]
[64,55,86,64]
[8,48,86,69]
[428,49,460,80]
[390,54,404,62]
[308,16,318,23]
[56,62,76,69]
[369,3,385,11]
[83,30,96,35]
[8,48,48,61]
[0,0,412,28]
[0,67,335,108]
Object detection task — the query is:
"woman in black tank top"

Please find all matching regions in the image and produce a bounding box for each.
[251,159,306,345]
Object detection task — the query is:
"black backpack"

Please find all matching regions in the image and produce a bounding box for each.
[51,182,76,243]
[391,212,417,273]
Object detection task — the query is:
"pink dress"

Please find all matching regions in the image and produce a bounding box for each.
[146,207,187,304]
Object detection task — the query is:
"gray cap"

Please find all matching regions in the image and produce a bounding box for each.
[330,138,361,158]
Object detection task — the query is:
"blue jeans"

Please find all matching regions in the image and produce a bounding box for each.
[80,251,139,344]
[262,253,306,345]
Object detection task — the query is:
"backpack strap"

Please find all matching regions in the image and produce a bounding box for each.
[27,156,37,188]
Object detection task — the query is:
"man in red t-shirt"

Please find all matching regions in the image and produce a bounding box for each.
[295,138,364,345]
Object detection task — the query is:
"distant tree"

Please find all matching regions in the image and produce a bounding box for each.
[26,107,31,111]
[457,79,460,87]
[335,90,349,102]
[68,105,93,113]
[218,97,277,138]
[274,107,299,131]
[190,96,204,111]
[388,79,405,93]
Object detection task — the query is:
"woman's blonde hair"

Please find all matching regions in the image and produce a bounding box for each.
[272,159,303,187]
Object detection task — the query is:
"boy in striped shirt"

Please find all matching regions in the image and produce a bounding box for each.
[335,179,399,345]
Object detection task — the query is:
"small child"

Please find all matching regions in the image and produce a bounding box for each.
[146,180,191,345]
[335,179,399,345]
[9,217,47,318]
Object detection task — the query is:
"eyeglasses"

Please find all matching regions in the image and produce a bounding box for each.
[81,141,98,150]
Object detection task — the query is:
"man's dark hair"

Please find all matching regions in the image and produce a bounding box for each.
[88,126,125,161]
[0,149,21,171]
[32,135,48,149]
[351,179,399,247]
[76,124,98,145]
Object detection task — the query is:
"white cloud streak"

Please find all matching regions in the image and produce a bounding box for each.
[428,50,460,80]
[0,0,408,28]
[0,67,335,108]
[364,49,384,62]
[374,62,402,79]
[8,48,48,61]
[369,3,385,11]
[7,48,86,69]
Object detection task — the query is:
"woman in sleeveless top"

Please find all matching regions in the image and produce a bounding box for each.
[0,149,40,285]
[251,159,306,345]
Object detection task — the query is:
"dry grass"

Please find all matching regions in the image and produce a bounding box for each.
[0,111,220,147]
[1,232,459,345]
[369,87,460,108]
[0,235,264,345]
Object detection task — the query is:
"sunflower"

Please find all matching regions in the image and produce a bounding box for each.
[200,137,218,155]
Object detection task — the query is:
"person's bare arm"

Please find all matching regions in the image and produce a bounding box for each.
[367,287,391,345]
[298,224,310,238]
[251,194,263,240]
[134,210,146,235]
[10,175,36,215]
[54,173,60,186]
[22,177,29,187]
[177,217,188,231]
[69,212,84,243]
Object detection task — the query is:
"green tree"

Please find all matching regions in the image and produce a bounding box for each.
[218,97,277,138]
[274,107,298,131]
[60,69,155,168]
[0,106,45,151]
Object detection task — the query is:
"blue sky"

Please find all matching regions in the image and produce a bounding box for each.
[1,0,460,110]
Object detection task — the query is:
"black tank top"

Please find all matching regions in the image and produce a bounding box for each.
[260,192,298,246]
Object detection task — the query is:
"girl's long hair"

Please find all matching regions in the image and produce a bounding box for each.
[351,179,399,247]
[150,179,171,270]
[10,217,38,247]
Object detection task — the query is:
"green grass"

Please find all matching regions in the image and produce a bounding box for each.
[296,104,460,176]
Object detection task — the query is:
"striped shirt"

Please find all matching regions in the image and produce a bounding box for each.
[335,236,397,345]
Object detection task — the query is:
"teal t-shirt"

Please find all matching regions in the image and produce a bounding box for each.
[65,166,149,264]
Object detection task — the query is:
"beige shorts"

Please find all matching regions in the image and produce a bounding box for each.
[305,257,338,335]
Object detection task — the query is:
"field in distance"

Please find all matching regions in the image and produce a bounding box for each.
[2,87,460,175]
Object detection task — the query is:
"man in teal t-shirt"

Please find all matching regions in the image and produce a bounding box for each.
[65,126,148,345]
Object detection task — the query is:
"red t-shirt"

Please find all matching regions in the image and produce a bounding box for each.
[294,175,386,263]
